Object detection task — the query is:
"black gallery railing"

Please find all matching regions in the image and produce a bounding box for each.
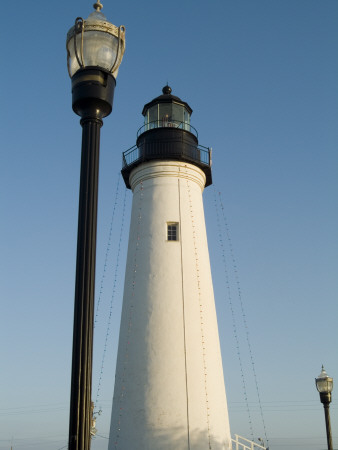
[122,141,212,170]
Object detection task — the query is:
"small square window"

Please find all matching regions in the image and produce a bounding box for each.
[167,223,179,241]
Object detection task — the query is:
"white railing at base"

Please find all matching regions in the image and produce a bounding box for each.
[232,434,267,450]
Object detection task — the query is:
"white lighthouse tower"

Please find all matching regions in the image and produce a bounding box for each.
[108,86,231,450]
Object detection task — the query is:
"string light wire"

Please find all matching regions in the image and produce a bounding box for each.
[213,184,254,441]
[94,173,121,327]
[216,187,269,446]
[94,182,127,411]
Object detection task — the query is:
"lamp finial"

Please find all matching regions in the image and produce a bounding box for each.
[93,0,103,11]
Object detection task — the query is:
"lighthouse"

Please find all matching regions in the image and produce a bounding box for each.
[108,86,231,449]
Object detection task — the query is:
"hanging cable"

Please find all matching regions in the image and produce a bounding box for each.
[94,182,127,412]
[94,173,121,328]
[216,186,269,446]
[213,184,254,441]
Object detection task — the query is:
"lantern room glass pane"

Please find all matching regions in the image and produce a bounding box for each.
[145,105,158,130]
[172,103,184,126]
[184,108,190,130]
[159,104,172,126]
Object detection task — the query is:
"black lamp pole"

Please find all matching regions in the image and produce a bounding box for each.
[319,391,333,450]
[316,366,334,450]
[68,68,115,450]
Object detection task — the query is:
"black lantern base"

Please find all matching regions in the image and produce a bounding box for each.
[72,67,116,119]
[319,392,332,404]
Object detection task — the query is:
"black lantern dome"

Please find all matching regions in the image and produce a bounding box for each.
[141,85,193,125]
[122,86,212,188]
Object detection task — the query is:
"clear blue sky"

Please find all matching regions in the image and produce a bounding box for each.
[1,1,337,449]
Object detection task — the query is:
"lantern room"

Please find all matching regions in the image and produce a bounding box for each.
[141,85,193,134]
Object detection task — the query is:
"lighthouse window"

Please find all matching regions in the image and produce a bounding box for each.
[167,223,179,241]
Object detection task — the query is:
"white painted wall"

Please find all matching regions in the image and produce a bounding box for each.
[108,161,231,450]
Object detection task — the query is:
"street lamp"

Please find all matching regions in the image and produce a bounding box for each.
[316,365,333,450]
[66,2,125,450]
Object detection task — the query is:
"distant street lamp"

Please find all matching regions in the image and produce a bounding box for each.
[316,365,333,450]
[66,2,125,449]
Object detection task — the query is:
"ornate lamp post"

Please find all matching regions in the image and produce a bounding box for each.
[66,3,125,449]
[316,365,333,450]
